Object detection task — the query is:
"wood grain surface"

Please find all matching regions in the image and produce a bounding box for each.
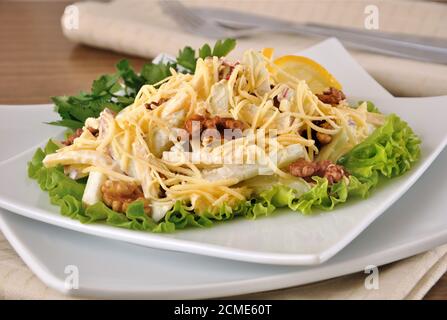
[0,1,445,299]
[0,1,147,105]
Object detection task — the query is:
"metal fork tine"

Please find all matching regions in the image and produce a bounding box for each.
[158,0,240,39]
[174,11,201,30]
[161,0,204,28]
[160,2,192,28]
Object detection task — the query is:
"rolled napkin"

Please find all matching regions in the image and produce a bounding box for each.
[61,0,447,97]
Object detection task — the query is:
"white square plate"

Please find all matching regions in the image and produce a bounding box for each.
[1,104,447,298]
[2,145,446,299]
[0,39,445,266]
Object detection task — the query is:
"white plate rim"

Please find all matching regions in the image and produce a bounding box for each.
[1,208,447,299]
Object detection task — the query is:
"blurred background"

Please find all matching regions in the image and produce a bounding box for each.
[1,0,446,105]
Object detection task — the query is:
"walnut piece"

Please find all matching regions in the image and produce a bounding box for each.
[62,128,83,146]
[184,114,206,135]
[316,160,347,184]
[316,87,346,105]
[101,180,151,215]
[184,114,246,137]
[315,121,333,145]
[62,127,99,146]
[289,159,347,184]
[145,98,167,110]
[218,60,239,80]
[288,159,318,177]
[216,117,246,131]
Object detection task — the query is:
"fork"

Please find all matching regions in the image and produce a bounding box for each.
[159,0,447,64]
[159,0,262,39]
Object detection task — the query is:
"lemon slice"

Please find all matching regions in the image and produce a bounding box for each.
[261,47,274,60]
[273,55,342,94]
[261,48,275,73]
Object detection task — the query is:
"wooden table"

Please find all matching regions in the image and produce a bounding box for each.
[0,1,445,299]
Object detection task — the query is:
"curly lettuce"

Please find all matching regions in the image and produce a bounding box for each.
[338,113,421,189]
[28,141,291,231]
[28,112,420,232]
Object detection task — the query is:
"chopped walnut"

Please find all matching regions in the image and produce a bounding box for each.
[316,132,332,144]
[320,161,347,184]
[316,87,346,105]
[87,126,99,137]
[288,159,319,178]
[101,180,151,215]
[145,98,167,110]
[315,121,333,145]
[62,127,99,146]
[216,117,246,131]
[184,114,206,135]
[184,114,246,137]
[289,159,347,184]
[218,60,239,80]
[62,128,83,146]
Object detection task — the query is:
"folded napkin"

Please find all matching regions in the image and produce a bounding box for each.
[62,0,447,97]
[1,0,446,300]
[234,245,447,300]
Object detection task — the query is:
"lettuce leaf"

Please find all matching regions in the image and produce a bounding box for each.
[29,112,421,233]
[338,113,421,188]
[257,113,421,214]
[358,100,380,113]
[249,175,367,215]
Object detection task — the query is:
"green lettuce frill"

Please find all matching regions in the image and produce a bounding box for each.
[28,113,420,232]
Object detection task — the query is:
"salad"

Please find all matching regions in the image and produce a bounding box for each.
[28,39,421,233]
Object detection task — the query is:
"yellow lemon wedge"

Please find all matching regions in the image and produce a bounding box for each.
[262,47,275,73]
[261,47,275,60]
[273,55,342,94]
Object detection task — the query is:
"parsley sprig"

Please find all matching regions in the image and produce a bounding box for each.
[177,38,236,73]
[49,39,236,130]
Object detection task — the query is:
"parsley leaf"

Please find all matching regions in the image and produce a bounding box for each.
[176,46,197,72]
[46,119,84,130]
[212,38,236,57]
[176,39,236,73]
[91,74,121,95]
[116,60,145,95]
[141,62,173,85]
[198,43,212,59]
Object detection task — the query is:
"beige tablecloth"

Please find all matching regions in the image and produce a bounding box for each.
[1,0,447,299]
